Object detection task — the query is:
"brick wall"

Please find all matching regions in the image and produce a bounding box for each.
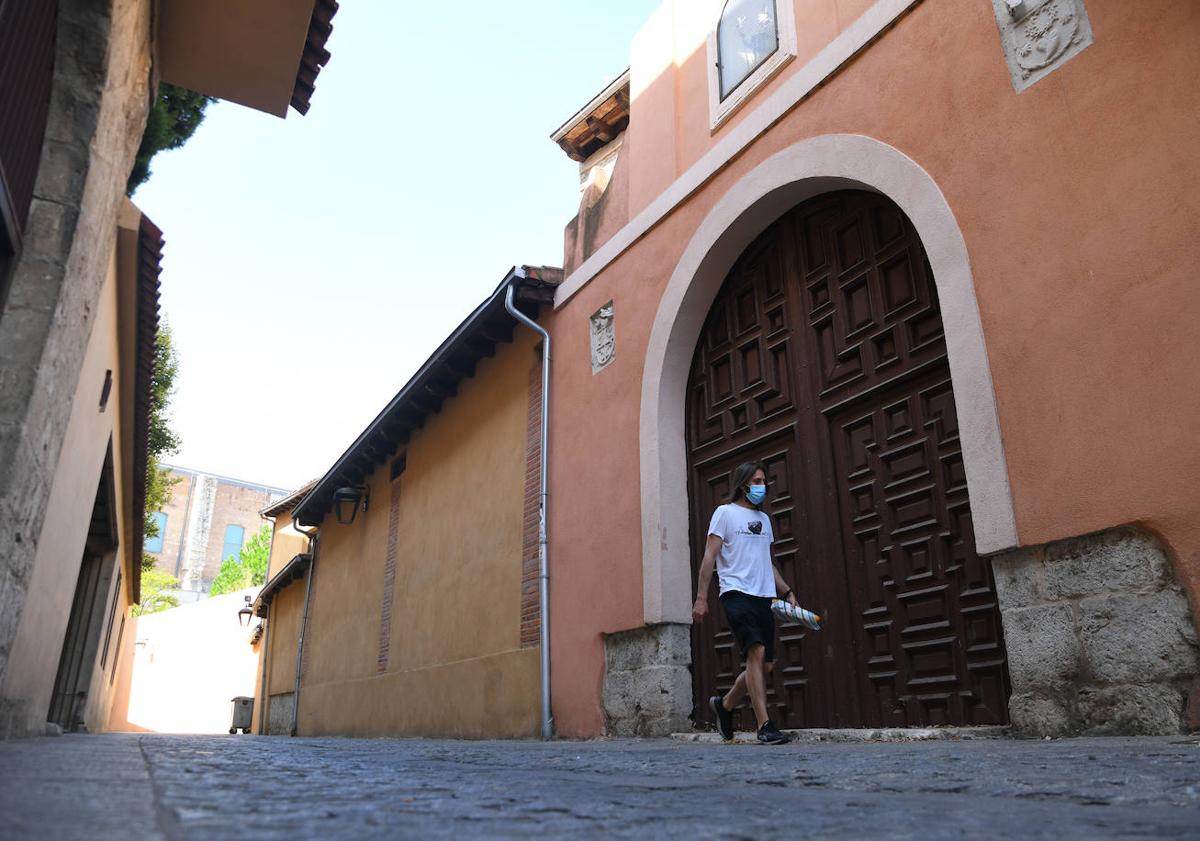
[146,471,193,577]
[377,477,402,672]
[520,348,543,649]
[142,468,286,592]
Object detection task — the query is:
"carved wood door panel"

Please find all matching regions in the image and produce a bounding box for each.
[687,191,1010,730]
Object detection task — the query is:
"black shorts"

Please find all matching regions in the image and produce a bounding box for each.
[719,590,776,663]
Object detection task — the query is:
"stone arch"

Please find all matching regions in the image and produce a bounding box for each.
[639,133,1017,625]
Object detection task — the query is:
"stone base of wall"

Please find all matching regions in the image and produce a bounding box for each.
[602,623,692,736]
[0,698,28,740]
[992,527,1200,736]
[267,693,295,736]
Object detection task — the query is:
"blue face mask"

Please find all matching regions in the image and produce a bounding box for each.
[746,484,767,505]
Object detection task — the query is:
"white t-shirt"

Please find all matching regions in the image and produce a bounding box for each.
[707,503,775,597]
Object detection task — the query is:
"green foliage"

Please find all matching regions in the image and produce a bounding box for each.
[142,324,181,547]
[134,567,181,616]
[209,525,272,596]
[148,324,182,459]
[127,83,216,194]
[140,324,183,612]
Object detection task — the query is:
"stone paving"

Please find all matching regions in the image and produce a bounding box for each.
[1,732,1198,839]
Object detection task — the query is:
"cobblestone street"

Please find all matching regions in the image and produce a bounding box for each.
[1,733,1198,839]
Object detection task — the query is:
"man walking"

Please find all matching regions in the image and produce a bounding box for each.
[691,460,799,744]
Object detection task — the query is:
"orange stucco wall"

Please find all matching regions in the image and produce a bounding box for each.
[284,329,541,738]
[547,0,1200,736]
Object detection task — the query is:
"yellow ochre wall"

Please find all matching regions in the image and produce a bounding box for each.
[295,329,540,738]
[262,576,305,727]
[249,516,310,734]
[266,519,310,578]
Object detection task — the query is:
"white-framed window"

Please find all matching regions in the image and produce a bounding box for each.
[707,0,797,130]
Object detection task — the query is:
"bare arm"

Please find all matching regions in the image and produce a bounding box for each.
[691,534,724,623]
[772,563,798,606]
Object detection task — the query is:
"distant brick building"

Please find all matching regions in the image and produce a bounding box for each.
[145,467,289,600]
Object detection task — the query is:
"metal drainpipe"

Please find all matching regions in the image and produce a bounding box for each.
[504,272,553,740]
[255,512,277,734]
[289,523,319,737]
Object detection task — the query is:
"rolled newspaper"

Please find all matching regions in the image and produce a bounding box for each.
[771,599,823,631]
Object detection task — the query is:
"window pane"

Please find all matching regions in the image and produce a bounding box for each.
[718,0,779,100]
[144,512,167,554]
[222,524,245,562]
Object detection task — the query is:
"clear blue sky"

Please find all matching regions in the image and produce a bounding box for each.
[133,1,659,491]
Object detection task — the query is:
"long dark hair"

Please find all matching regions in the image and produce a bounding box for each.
[729,461,767,509]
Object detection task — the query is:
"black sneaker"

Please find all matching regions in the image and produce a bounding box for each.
[709,696,734,741]
[757,721,791,745]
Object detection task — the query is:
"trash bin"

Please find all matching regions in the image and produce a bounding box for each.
[229,696,253,734]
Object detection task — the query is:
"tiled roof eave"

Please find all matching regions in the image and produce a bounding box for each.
[290,0,339,115]
[292,266,561,528]
[130,215,164,605]
[253,553,313,616]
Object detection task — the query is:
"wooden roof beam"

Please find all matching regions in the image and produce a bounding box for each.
[465,337,495,358]
[479,320,513,345]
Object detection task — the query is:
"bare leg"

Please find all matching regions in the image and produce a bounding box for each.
[722,669,748,711]
[723,659,773,712]
[744,645,770,727]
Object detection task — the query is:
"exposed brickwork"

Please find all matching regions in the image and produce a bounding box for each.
[142,467,287,593]
[377,480,402,673]
[520,349,544,649]
[151,472,194,577]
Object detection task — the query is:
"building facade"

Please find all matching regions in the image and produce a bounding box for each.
[251,270,558,738]
[0,0,336,739]
[544,0,1200,738]
[145,466,289,600]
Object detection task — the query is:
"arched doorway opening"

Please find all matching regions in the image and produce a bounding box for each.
[686,189,1010,728]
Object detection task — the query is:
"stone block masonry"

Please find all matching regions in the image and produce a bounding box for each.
[0,0,151,736]
[602,623,692,736]
[992,527,1200,736]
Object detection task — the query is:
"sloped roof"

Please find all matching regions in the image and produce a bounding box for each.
[129,215,164,604]
[260,479,319,519]
[252,553,312,616]
[293,266,561,528]
[551,70,630,162]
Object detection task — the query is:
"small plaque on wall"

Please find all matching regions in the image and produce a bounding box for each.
[590,300,615,375]
[991,0,1094,93]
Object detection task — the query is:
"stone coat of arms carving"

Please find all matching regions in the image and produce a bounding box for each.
[992,0,1093,93]
[590,301,615,374]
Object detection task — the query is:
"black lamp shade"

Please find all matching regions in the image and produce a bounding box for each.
[333,486,363,525]
[237,595,253,627]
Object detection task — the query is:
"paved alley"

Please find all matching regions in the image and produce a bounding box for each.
[1,733,1198,839]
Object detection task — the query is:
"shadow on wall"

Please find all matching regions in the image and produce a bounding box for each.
[114,587,261,733]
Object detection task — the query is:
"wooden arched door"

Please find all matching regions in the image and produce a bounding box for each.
[686,190,1010,729]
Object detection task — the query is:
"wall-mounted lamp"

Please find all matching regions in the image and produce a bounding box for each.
[1006,0,1029,19]
[333,485,369,525]
[237,595,254,627]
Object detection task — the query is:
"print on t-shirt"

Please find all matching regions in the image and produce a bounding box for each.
[708,503,775,597]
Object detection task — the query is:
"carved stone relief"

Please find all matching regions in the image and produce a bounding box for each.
[590,300,616,374]
[990,0,1094,93]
